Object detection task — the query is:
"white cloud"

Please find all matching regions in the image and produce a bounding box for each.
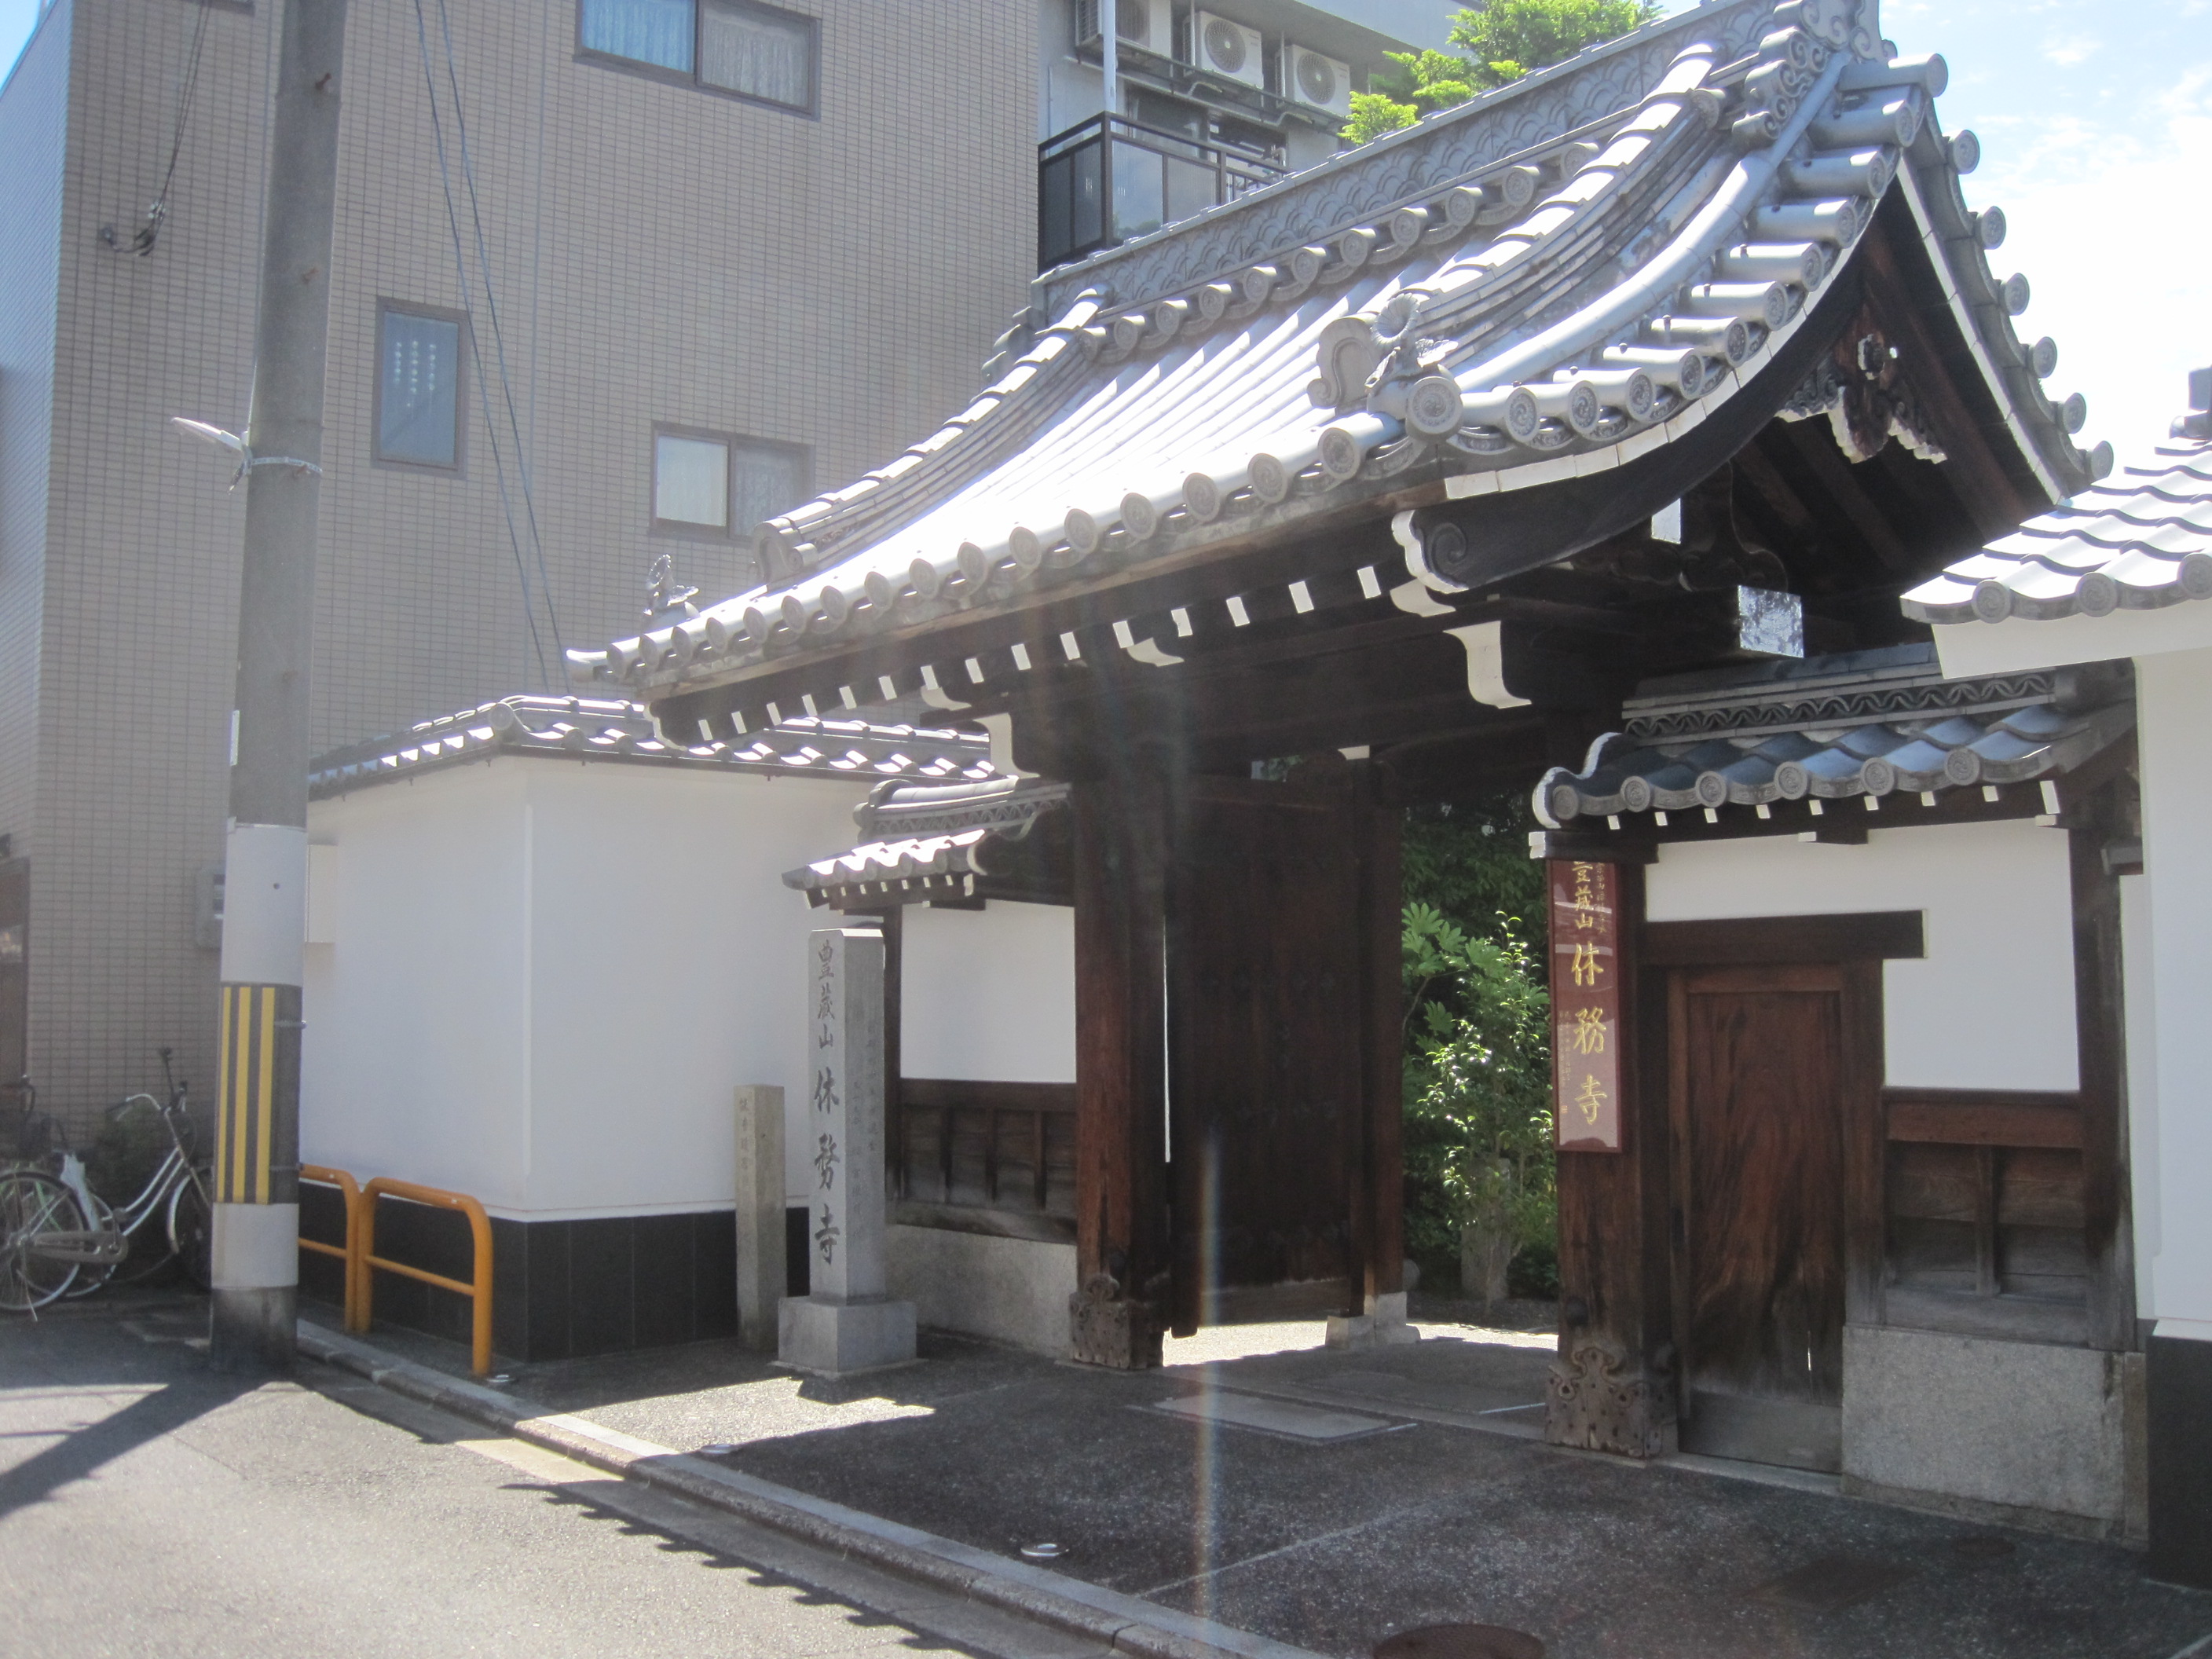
[2041,36,2100,68]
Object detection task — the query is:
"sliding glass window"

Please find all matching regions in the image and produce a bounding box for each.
[579,0,815,113]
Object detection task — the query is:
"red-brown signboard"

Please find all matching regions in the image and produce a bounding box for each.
[1550,859,1621,1153]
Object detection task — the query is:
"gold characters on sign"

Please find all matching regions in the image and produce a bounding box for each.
[1574,1071,1609,1126]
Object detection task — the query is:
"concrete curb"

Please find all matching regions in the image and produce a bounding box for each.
[298,1323,1329,1659]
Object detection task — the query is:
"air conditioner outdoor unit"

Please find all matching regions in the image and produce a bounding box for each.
[1076,0,1171,55]
[1192,12,1265,88]
[1287,43,1351,117]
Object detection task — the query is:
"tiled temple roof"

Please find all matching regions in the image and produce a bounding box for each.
[783,775,1071,907]
[565,0,2100,735]
[308,695,994,801]
[1532,643,2132,824]
[1903,379,2212,624]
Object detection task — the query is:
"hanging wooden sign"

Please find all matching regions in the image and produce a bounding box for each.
[1550,859,1621,1153]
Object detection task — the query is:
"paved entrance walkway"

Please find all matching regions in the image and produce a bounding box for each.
[311,1302,2212,1659]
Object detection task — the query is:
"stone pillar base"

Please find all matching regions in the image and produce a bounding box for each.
[1068,1274,1162,1368]
[1545,1333,1669,1458]
[1327,1291,1420,1350]
[778,1295,917,1377]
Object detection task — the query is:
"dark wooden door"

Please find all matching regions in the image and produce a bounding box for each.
[1167,778,1365,1331]
[1670,962,1848,1471]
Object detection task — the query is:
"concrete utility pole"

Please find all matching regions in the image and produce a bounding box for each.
[208,0,347,1373]
[1101,0,1119,123]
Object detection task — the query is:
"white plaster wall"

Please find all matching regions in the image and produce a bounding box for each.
[300,767,533,1210]
[2123,871,2159,1317]
[901,901,1077,1083]
[1646,820,2078,1090]
[1935,602,2212,679]
[301,758,869,1218]
[2137,647,2212,1333]
[522,764,869,1213]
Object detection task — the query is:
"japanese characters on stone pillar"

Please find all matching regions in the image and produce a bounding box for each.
[777,927,916,1375]
[1550,859,1622,1152]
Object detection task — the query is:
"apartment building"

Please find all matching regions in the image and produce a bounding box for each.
[1036,0,1456,269]
[0,0,1445,1139]
[0,0,1038,1132]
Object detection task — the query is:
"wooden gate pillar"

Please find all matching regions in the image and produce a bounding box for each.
[1068,768,1172,1368]
[1547,858,1676,1456]
[1339,768,1408,1339]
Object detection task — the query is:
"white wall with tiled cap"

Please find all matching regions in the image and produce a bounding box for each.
[1645,819,2079,1092]
[299,756,870,1215]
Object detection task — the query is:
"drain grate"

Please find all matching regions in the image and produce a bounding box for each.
[1750,1554,1917,1613]
[1373,1624,1544,1659]
[1149,1390,1402,1442]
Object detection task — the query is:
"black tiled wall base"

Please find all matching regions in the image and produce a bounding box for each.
[297,1194,742,1362]
[2149,1333,2212,1588]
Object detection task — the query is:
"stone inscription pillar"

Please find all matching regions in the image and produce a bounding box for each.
[734,1084,786,1352]
[778,927,917,1375]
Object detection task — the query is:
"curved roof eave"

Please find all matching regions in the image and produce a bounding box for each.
[577,0,2105,726]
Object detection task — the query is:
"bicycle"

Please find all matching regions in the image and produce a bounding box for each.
[0,1053,214,1313]
[0,1078,94,1312]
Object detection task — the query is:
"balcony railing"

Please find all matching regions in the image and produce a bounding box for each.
[1038,112,1285,272]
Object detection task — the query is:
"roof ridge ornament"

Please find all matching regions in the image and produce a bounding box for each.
[643,552,700,628]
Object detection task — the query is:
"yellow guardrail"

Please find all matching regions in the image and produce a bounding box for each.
[357,1177,494,1379]
[296,1165,494,1379]
[298,1164,361,1287]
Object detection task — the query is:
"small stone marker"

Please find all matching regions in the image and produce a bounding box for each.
[777,927,917,1376]
[734,1083,786,1351]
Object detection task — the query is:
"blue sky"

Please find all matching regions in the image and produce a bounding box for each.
[1,0,2203,459]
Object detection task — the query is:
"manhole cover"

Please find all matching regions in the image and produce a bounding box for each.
[1749,1555,1916,1613]
[1950,1534,2017,1563]
[1374,1624,1544,1659]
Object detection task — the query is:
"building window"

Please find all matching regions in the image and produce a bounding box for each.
[653,427,809,537]
[579,0,816,113]
[374,303,466,472]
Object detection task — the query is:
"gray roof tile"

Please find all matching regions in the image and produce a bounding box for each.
[1533,644,2132,823]
[308,696,994,801]
[560,1,2096,731]
[782,775,1071,906]
[1904,430,2212,623]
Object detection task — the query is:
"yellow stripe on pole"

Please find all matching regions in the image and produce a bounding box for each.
[255,984,276,1203]
[215,984,290,1204]
[226,986,249,1203]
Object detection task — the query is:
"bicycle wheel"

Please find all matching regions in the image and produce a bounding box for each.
[167,1171,213,1292]
[62,1191,120,1296]
[0,1171,87,1311]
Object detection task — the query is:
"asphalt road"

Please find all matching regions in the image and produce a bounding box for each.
[0,1291,1108,1659]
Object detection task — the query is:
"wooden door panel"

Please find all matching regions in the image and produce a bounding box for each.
[1169,784,1363,1324]
[1672,963,1848,1470]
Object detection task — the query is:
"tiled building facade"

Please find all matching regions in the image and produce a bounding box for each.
[0,0,1036,1132]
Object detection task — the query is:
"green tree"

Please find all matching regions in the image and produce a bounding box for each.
[1342,0,1663,146]
[1397,789,1556,1308]
[1401,905,1555,1309]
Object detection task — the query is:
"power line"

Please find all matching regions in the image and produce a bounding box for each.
[100,0,214,257]
[408,0,552,692]
[430,0,567,665]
